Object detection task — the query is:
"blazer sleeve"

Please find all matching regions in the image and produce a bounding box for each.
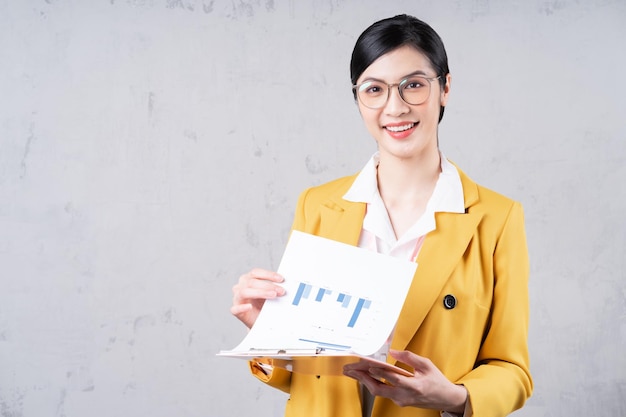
[249,358,292,394]
[457,201,533,416]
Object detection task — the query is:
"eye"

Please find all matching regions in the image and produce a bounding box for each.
[403,78,426,90]
[359,81,385,96]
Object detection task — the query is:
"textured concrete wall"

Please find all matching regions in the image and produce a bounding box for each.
[1,1,625,416]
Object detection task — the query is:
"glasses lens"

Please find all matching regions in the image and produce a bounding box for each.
[399,77,431,105]
[357,80,388,109]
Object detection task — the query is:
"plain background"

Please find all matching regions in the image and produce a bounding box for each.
[1,0,625,416]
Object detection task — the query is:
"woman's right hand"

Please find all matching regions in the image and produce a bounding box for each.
[230,268,285,329]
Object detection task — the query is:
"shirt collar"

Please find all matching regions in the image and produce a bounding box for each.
[342,153,380,204]
[343,152,465,215]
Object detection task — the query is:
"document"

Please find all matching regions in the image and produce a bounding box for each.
[218,231,417,375]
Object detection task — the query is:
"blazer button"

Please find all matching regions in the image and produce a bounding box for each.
[443,294,457,309]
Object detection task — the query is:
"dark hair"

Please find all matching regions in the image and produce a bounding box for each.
[350,14,450,122]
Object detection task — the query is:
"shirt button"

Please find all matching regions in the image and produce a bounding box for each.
[443,294,457,309]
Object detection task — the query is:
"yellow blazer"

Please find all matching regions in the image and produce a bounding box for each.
[250,165,532,417]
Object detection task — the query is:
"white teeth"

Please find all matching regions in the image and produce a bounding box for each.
[386,123,415,132]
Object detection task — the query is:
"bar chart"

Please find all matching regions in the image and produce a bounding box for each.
[292,282,372,328]
[220,231,417,357]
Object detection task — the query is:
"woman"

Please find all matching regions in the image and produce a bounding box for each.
[230,14,532,417]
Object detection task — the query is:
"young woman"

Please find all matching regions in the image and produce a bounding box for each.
[230,14,532,417]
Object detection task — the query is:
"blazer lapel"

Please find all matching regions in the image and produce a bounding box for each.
[391,169,483,353]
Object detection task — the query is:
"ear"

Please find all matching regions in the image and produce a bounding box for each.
[440,73,451,106]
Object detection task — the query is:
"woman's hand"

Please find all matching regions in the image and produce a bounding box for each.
[343,349,467,413]
[230,268,285,329]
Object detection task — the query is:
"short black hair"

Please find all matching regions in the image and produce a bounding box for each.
[350,14,450,122]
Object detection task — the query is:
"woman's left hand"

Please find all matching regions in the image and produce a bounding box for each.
[343,349,467,413]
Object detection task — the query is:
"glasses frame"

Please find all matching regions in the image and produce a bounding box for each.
[352,75,441,109]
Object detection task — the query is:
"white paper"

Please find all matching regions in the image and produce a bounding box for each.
[220,230,417,357]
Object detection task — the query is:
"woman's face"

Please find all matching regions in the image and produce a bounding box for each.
[355,45,450,162]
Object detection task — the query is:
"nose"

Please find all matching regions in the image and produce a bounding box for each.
[384,85,410,116]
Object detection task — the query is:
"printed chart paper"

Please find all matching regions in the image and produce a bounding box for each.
[219,231,417,357]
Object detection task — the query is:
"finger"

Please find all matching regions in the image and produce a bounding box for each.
[343,364,360,373]
[233,286,283,304]
[344,368,379,385]
[233,275,285,299]
[345,369,395,397]
[245,268,284,283]
[367,367,406,386]
[243,278,286,296]
[389,350,432,373]
[343,361,374,373]
[230,303,253,316]
[235,272,286,297]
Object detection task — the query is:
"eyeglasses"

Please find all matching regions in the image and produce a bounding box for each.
[352,75,441,109]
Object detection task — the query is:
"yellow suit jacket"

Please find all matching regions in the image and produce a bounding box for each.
[250,165,533,417]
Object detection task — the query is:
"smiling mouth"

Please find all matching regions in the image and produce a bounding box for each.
[384,122,416,132]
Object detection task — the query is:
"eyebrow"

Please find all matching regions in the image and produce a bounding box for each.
[358,70,431,84]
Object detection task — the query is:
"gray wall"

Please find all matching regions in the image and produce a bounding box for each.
[1,1,625,416]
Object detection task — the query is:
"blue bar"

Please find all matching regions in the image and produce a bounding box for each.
[315,288,331,302]
[302,284,311,299]
[341,294,351,308]
[292,282,306,306]
[337,293,351,307]
[347,298,370,328]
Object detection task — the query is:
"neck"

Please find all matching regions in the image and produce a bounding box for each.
[376,148,442,200]
[375,148,442,239]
